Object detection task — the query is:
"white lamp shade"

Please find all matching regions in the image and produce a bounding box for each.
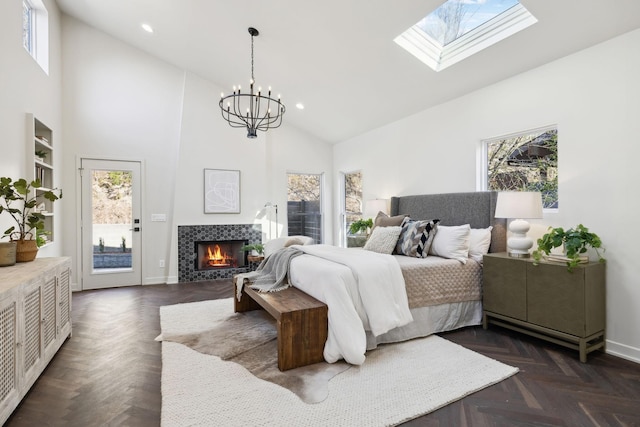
[364,199,388,218]
[494,192,543,257]
[494,192,543,219]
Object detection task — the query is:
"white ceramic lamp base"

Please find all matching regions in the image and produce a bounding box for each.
[507,218,533,257]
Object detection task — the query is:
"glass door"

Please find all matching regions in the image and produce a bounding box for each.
[80,159,142,289]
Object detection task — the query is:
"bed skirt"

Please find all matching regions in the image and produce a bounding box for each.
[365,300,482,350]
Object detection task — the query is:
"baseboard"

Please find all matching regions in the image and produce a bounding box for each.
[144,276,168,285]
[606,339,640,364]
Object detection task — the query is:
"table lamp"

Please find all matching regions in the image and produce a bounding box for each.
[494,191,543,257]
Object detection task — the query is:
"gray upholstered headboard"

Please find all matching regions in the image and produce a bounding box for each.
[390,191,506,253]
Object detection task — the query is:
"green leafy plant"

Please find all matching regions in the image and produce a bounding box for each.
[0,177,62,242]
[532,224,605,272]
[121,236,127,252]
[35,150,47,159]
[349,218,373,234]
[240,243,264,255]
[35,229,51,248]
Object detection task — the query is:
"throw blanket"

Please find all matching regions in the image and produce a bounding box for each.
[235,247,303,299]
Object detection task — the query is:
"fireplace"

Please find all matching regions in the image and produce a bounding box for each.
[178,224,262,282]
[195,240,247,270]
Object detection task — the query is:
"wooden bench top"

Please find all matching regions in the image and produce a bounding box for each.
[241,285,326,319]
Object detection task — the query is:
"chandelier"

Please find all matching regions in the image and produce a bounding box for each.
[219,27,286,138]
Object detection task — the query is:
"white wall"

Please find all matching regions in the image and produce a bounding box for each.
[61,16,186,286]
[60,17,333,286]
[0,0,63,256]
[334,29,640,362]
[167,72,333,282]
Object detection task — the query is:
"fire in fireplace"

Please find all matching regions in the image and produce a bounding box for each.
[195,240,247,270]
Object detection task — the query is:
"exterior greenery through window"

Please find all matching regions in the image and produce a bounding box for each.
[343,171,363,247]
[22,1,33,53]
[287,173,322,243]
[484,127,558,209]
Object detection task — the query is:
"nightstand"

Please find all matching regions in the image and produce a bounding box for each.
[482,252,606,362]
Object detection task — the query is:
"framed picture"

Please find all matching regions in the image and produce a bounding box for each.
[204,169,240,213]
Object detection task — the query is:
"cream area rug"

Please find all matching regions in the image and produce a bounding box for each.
[159,299,518,427]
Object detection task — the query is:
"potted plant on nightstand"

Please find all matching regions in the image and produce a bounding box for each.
[0,177,62,262]
[240,243,265,262]
[532,224,605,272]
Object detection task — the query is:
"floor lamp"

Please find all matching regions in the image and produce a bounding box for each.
[264,202,278,239]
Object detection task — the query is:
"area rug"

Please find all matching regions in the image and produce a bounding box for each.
[159,299,518,427]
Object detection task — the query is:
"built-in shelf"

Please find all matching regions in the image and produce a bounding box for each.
[26,114,55,245]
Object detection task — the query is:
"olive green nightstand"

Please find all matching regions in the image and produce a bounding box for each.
[482,252,606,362]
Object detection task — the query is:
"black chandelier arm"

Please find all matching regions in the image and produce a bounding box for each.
[219,94,286,132]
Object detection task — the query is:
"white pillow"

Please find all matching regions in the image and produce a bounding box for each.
[469,226,493,263]
[264,235,315,257]
[429,224,471,263]
[363,226,402,254]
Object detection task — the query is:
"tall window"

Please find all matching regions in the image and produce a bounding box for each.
[287,173,323,243]
[343,171,363,247]
[22,0,49,74]
[482,126,558,209]
[22,1,33,53]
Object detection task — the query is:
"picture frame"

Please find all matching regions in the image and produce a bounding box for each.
[204,169,241,213]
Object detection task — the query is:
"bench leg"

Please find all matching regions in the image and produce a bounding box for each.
[277,307,328,371]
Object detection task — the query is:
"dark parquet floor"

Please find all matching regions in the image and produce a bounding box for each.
[5,280,640,427]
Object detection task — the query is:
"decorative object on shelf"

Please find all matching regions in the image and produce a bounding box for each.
[532,224,605,272]
[494,191,543,257]
[204,169,240,213]
[35,149,47,161]
[0,177,62,262]
[0,241,17,266]
[219,27,286,138]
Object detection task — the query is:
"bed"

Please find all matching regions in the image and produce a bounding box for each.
[239,191,506,367]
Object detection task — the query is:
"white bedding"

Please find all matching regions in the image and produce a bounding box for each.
[289,245,413,365]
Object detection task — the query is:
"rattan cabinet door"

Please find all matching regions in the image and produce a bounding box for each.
[42,276,58,358]
[21,280,43,390]
[0,291,20,423]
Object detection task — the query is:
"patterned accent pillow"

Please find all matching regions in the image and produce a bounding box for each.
[363,226,402,254]
[395,217,439,258]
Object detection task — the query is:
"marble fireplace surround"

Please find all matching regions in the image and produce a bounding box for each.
[178,224,262,282]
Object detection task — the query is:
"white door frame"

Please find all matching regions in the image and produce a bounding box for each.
[76,156,144,290]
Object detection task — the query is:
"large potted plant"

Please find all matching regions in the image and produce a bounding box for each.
[0,177,62,262]
[532,224,605,272]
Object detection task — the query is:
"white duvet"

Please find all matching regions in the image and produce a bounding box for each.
[289,245,413,365]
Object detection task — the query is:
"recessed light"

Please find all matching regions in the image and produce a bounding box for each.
[141,23,154,33]
[295,103,305,110]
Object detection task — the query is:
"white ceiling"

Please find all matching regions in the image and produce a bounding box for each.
[55,0,640,144]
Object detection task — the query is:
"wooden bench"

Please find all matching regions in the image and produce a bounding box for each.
[234,282,328,371]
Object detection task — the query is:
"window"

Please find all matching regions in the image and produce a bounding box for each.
[287,173,323,243]
[22,1,32,52]
[482,126,558,209]
[22,0,49,74]
[394,0,537,72]
[342,171,363,247]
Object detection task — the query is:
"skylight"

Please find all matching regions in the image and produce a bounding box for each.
[395,0,537,72]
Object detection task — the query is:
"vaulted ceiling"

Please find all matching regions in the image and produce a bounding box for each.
[56,0,640,143]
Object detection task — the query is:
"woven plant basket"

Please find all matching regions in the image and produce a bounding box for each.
[14,239,39,262]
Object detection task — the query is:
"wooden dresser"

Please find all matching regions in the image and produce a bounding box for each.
[482,252,605,362]
[0,257,72,424]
